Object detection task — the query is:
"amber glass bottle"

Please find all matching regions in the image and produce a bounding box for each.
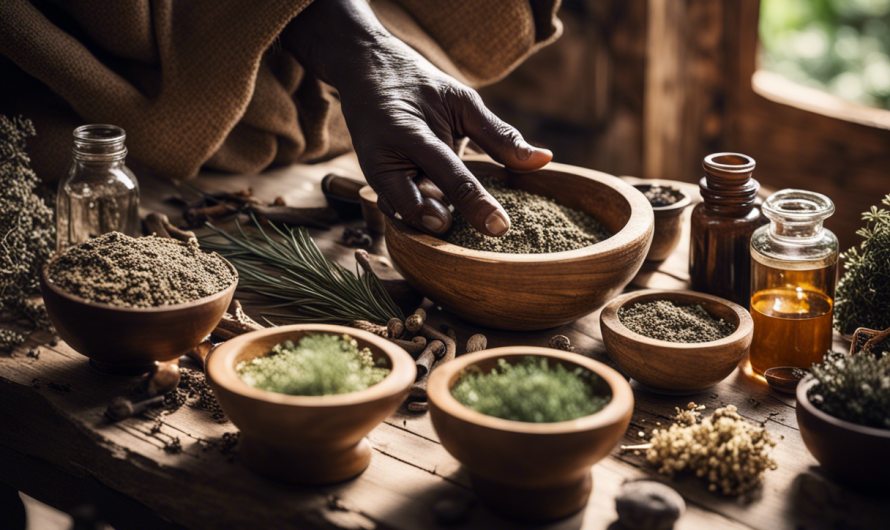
[690,153,767,309]
[749,189,838,375]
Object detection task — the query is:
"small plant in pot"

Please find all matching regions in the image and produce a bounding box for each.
[427,347,634,521]
[796,348,890,487]
[834,195,890,336]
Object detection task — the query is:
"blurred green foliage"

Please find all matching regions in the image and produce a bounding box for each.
[760,0,890,109]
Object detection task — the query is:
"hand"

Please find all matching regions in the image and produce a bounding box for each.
[284,0,552,236]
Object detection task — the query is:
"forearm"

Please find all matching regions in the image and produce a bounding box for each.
[282,0,393,90]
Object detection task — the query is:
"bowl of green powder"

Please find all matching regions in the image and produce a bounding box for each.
[205,324,416,484]
[427,346,633,521]
[600,289,753,393]
[40,232,238,374]
[384,157,653,331]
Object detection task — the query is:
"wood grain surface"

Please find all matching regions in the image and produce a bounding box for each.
[2,154,888,530]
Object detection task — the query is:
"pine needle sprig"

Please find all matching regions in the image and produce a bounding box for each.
[201,215,402,325]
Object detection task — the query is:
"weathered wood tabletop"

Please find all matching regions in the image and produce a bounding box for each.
[2,155,888,530]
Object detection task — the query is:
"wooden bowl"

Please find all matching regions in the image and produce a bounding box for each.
[632,183,691,262]
[796,377,890,488]
[39,253,237,375]
[600,290,753,393]
[205,324,416,484]
[428,347,634,521]
[385,158,653,330]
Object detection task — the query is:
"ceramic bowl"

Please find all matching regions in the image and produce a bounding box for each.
[385,157,653,330]
[40,252,237,374]
[632,183,691,262]
[600,289,753,393]
[206,324,416,484]
[796,376,890,488]
[428,347,634,521]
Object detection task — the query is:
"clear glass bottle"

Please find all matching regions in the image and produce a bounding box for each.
[689,153,767,309]
[749,189,838,375]
[57,124,140,252]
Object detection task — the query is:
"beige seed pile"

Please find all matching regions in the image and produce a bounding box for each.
[49,232,235,308]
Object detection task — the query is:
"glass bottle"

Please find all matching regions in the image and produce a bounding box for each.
[749,189,838,375]
[689,153,767,309]
[57,124,140,252]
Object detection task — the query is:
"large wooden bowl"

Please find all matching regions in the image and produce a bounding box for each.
[797,377,890,488]
[385,158,653,330]
[39,253,237,374]
[428,347,633,521]
[206,324,416,484]
[600,290,753,393]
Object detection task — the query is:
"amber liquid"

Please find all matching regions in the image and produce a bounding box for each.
[749,261,836,375]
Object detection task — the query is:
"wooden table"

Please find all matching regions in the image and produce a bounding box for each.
[2,156,887,530]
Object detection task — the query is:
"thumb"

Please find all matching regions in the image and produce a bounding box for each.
[454,89,552,172]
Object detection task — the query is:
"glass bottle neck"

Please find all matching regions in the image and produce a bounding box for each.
[768,219,824,243]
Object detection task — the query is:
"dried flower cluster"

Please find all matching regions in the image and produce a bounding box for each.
[0,115,55,353]
[834,195,890,334]
[643,403,778,496]
[809,350,890,430]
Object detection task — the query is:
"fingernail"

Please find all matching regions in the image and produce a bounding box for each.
[421,208,447,233]
[517,142,534,161]
[484,209,510,236]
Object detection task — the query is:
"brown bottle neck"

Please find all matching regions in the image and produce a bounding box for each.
[700,153,758,216]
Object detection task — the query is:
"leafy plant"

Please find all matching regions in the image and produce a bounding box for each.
[834,194,890,334]
[201,216,402,325]
[0,115,55,353]
[808,350,890,430]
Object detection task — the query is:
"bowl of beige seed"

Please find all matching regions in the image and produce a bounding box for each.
[385,157,654,331]
[40,232,237,374]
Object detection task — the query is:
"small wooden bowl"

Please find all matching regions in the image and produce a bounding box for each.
[428,347,634,521]
[796,377,890,488]
[39,253,237,374]
[600,290,753,393]
[632,183,691,262]
[385,158,653,330]
[206,324,416,484]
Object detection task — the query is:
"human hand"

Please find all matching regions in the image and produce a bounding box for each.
[284,0,552,236]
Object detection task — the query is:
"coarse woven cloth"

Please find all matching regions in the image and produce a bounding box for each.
[0,0,562,183]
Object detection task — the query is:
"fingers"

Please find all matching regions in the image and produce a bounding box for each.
[371,169,452,235]
[416,176,448,204]
[452,89,552,172]
[412,138,511,237]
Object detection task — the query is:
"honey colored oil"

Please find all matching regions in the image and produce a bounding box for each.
[749,259,836,375]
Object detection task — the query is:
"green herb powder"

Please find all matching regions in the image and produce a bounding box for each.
[237,334,390,396]
[618,300,736,343]
[451,356,611,423]
[444,177,611,254]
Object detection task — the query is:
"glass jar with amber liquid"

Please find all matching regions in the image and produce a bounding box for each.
[749,189,838,375]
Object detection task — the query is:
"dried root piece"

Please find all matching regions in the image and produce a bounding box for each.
[387,318,405,340]
[549,335,574,352]
[389,336,427,357]
[406,308,426,334]
[467,334,488,353]
[415,340,443,379]
[418,324,455,361]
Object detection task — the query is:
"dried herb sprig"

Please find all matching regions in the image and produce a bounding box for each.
[834,195,890,334]
[0,115,55,353]
[808,350,890,430]
[201,215,402,325]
